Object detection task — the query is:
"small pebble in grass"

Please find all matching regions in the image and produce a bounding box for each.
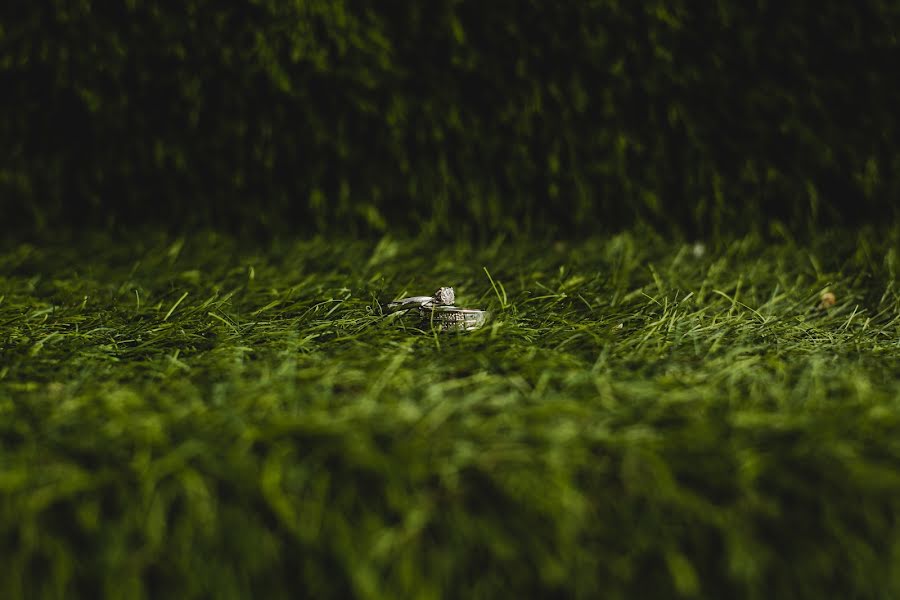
[819,291,837,309]
[691,242,706,258]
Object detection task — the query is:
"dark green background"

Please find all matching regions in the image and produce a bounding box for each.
[2,1,898,235]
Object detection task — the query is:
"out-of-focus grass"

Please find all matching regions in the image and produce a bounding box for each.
[0,228,898,599]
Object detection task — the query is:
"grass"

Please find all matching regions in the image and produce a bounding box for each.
[1,227,899,599]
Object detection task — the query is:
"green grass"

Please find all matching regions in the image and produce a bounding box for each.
[1,228,899,599]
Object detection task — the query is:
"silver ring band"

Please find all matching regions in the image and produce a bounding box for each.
[386,295,435,313]
[420,305,491,331]
[386,286,455,314]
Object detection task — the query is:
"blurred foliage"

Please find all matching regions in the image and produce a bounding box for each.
[1,1,899,235]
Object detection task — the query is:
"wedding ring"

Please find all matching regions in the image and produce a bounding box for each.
[420,305,491,331]
[385,286,489,331]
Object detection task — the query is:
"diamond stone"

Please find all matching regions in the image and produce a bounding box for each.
[434,287,455,306]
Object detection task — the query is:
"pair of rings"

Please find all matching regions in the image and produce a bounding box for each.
[386,287,490,331]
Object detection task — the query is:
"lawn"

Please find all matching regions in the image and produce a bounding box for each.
[1,228,899,599]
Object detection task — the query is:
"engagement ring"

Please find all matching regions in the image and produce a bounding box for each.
[385,286,490,331]
[386,286,455,313]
